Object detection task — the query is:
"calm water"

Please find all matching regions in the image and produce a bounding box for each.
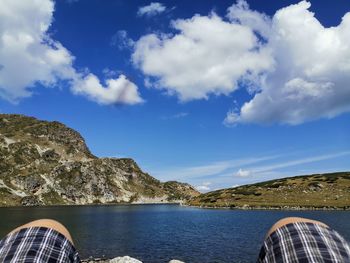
[0,205,349,263]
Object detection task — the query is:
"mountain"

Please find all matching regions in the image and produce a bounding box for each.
[0,114,199,206]
[189,172,350,209]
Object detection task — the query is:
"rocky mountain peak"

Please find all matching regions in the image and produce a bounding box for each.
[0,114,199,206]
[0,114,94,159]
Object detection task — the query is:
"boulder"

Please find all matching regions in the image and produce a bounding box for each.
[109,256,142,263]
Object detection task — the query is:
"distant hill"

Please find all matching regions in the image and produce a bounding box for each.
[0,114,199,206]
[189,172,350,210]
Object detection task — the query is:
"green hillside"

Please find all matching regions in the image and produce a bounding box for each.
[189,172,350,210]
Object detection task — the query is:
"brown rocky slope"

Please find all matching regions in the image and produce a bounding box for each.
[0,114,199,206]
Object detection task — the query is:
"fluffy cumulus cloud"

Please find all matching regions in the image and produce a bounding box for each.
[72,74,143,105]
[227,0,271,39]
[0,0,71,101]
[229,1,350,125]
[133,0,350,124]
[137,2,166,17]
[0,0,143,105]
[132,13,273,101]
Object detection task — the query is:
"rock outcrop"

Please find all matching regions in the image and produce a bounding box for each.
[81,257,185,263]
[0,114,199,206]
[109,256,142,263]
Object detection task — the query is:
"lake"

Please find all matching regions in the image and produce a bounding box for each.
[0,205,349,263]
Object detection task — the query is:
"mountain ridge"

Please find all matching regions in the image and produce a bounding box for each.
[0,114,199,206]
[189,171,350,210]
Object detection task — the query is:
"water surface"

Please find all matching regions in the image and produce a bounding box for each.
[0,205,349,263]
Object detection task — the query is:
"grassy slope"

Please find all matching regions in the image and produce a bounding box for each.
[189,172,350,209]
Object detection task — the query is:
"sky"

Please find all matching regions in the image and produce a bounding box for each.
[0,0,350,192]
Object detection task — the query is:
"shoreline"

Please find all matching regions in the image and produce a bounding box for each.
[0,202,349,211]
[81,257,184,263]
[186,204,350,211]
[0,202,183,209]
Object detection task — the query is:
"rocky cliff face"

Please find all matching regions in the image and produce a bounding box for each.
[0,114,199,206]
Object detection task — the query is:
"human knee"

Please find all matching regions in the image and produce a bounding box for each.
[9,219,74,244]
[267,217,328,237]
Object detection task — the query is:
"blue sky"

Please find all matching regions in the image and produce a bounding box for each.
[0,0,350,192]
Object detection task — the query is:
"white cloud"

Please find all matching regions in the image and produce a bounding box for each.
[151,155,279,181]
[132,13,273,101]
[150,150,350,189]
[0,0,71,101]
[72,74,144,105]
[111,30,135,50]
[0,0,143,105]
[161,112,188,120]
[248,151,350,174]
[133,0,350,124]
[226,0,271,38]
[226,1,350,125]
[102,68,120,78]
[137,2,166,17]
[202,151,350,188]
[170,161,233,179]
[228,151,350,186]
[195,182,212,192]
[173,112,188,118]
[235,168,251,177]
[196,185,210,191]
[223,110,240,126]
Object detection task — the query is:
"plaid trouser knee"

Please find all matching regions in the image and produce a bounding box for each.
[258,222,350,263]
[0,227,80,263]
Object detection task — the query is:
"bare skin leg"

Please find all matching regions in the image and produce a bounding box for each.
[8,219,74,244]
[266,217,329,238]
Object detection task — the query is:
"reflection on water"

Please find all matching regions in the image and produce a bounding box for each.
[0,205,349,263]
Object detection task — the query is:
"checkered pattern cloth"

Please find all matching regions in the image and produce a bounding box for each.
[258,222,350,263]
[0,226,80,263]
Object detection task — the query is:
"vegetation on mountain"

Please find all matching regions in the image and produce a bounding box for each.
[0,114,199,206]
[189,172,350,209]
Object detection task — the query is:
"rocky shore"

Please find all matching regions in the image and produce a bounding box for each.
[81,256,184,263]
[191,205,350,210]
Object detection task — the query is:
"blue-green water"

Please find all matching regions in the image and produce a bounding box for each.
[0,205,349,263]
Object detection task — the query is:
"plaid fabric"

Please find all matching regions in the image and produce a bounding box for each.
[258,222,350,263]
[0,227,80,263]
